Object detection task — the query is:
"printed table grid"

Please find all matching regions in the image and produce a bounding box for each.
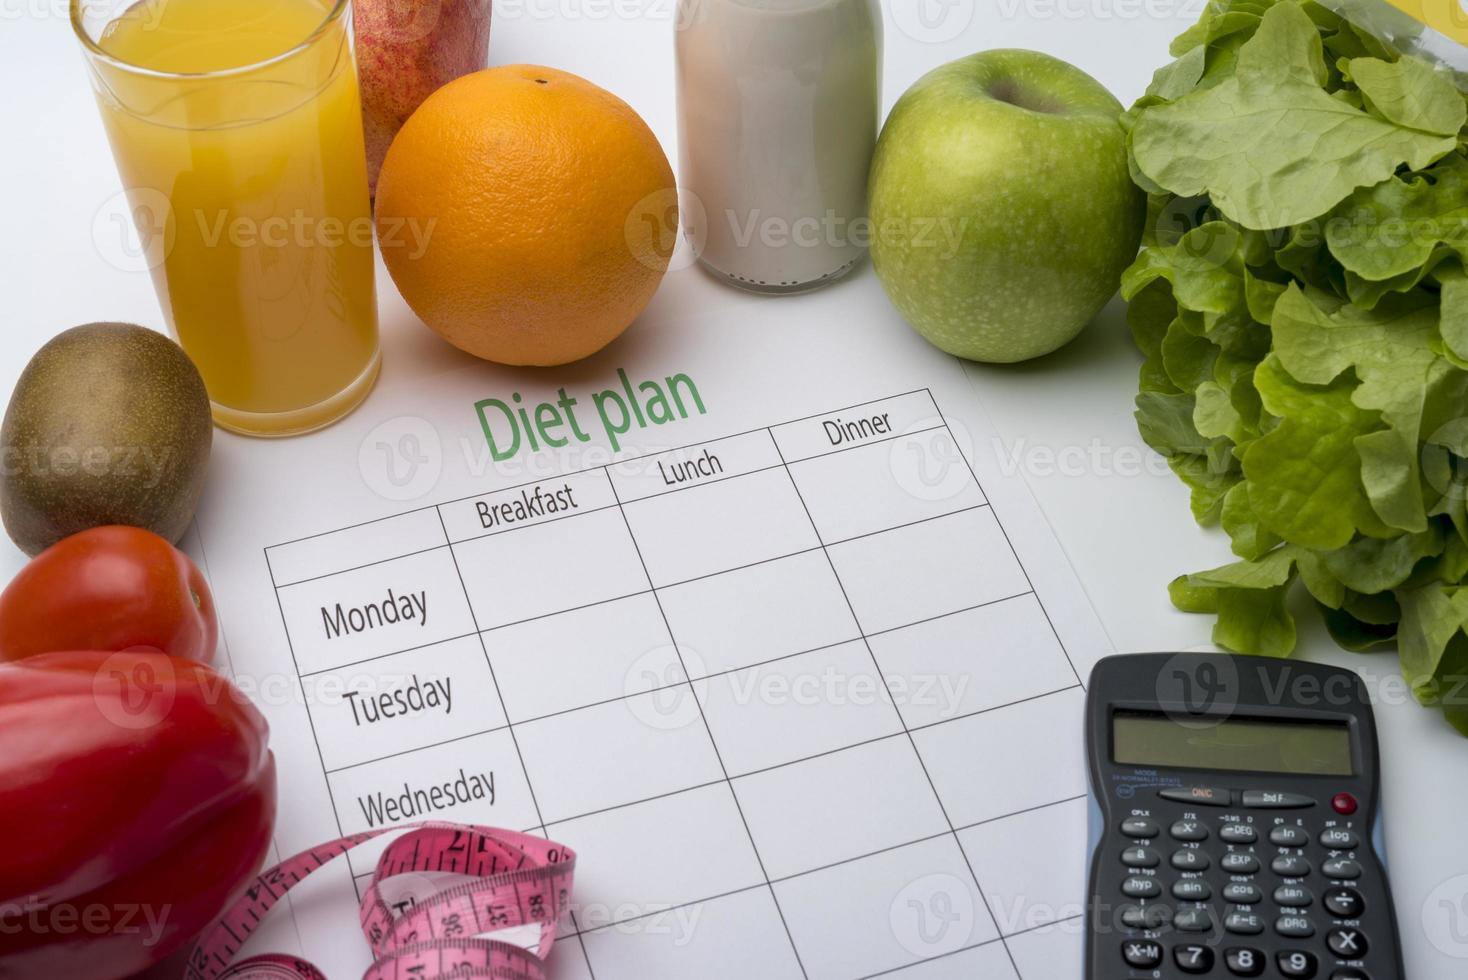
[264,390,1087,980]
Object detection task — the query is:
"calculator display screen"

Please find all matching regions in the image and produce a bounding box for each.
[1111,710,1354,776]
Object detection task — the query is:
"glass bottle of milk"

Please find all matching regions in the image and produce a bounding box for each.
[675,0,882,293]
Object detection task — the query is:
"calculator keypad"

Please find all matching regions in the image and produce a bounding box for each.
[1107,801,1386,978]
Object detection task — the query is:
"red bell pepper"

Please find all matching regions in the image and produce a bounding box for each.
[0,650,275,979]
[0,525,218,664]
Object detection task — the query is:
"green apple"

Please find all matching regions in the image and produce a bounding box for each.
[869,49,1145,363]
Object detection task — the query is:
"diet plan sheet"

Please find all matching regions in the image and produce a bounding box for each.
[191,273,1114,980]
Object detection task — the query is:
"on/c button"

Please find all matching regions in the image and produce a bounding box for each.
[1159,786,1231,806]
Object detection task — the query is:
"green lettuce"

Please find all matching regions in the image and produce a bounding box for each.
[1126,0,1468,733]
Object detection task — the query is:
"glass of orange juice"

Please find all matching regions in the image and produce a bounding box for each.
[72,0,381,437]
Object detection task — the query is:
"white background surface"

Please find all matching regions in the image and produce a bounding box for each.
[2,0,1467,976]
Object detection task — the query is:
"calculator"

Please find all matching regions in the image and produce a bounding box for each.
[1084,653,1404,979]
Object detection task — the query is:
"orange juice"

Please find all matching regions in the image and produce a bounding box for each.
[79,0,379,436]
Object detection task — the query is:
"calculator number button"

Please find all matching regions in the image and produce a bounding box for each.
[1274,884,1313,908]
[1171,819,1209,842]
[1160,785,1230,806]
[1122,940,1162,969]
[1276,914,1316,938]
[1121,846,1160,868]
[1225,912,1265,935]
[1225,947,1265,977]
[1318,827,1358,849]
[1172,848,1210,871]
[1219,823,1258,844]
[1277,950,1319,978]
[1120,904,1173,930]
[1173,879,1211,901]
[1272,854,1312,877]
[1174,943,1215,973]
[1270,824,1310,847]
[1221,852,1260,874]
[1121,817,1159,838]
[1324,887,1365,918]
[1173,908,1214,932]
[1224,882,1262,904]
[1243,790,1316,809]
[1328,927,1369,958]
[1323,858,1363,880]
[1122,877,1161,899]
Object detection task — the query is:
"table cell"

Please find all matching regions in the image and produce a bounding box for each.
[516,689,724,824]
[957,797,1088,939]
[735,735,949,880]
[579,888,802,980]
[438,470,618,544]
[607,430,783,503]
[276,548,478,675]
[485,592,681,723]
[867,594,1077,728]
[658,550,858,677]
[772,835,998,980]
[827,507,1030,636]
[786,428,986,544]
[328,729,541,865]
[267,509,446,586]
[911,689,1085,828]
[769,390,941,464]
[619,467,819,587]
[698,640,904,776]
[452,508,650,630]
[877,943,1018,979]
[546,784,766,930]
[1006,924,1084,980]
[301,635,507,772]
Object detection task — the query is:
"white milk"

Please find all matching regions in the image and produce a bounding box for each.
[675,0,883,293]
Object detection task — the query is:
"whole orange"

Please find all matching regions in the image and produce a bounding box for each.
[375,65,677,366]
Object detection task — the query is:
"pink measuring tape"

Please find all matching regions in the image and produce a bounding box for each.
[185,823,576,980]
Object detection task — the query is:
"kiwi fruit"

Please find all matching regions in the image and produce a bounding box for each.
[1,323,212,555]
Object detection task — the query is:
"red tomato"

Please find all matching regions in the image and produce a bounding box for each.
[0,525,218,664]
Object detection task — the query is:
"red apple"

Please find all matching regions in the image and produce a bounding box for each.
[354,0,492,194]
